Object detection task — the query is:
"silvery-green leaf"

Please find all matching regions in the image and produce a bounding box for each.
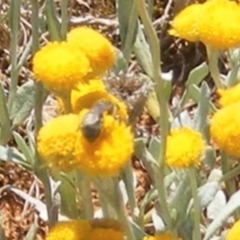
[148,137,161,160]
[94,208,103,218]
[198,181,219,208]
[193,82,211,133]
[119,180,128,205]
[13,131,34,166]
[152,208,165,232]
[187,181,219,215]
[0,145,30,168]
[203,189,240,240]
[24,217,38,240]
[113,48,128,73]
[133,26,153,78]
[134,138,158,177]
[185,62,209,88]
[207,169,222,182]
[0,82,11,145]
[10,80,35,127]
[207,190,226,220]
[117,0,137,63]
[161,71,173,81]
[171,110,193,129]
[203,146,217,170]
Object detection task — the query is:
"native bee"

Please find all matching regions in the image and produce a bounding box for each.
[80,100,118,142]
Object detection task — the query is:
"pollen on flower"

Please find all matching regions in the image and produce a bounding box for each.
[32,41,91,94]
[226,220,240,240]
[218,83,240,107]
[46,220,91,240]
[210,102,240,158]
[71,79,128,120]
[37,114,84,172]
[75,110,133,177]
[166,127,205,168]
[168,4,202,41]
[67,26,116,78]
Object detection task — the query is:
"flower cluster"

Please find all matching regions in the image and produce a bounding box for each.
[169,0,240,49]
[46,219,124,240]
[33,26,116,95]
[166,127,205,168]
[35,27,133,177]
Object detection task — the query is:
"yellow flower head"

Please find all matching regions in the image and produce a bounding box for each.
[166,127,205,168]
[75,109,133,177]
[88,219,124,240]
[226,220,240,240]
[71,79,128,120]
[169,0,240,49]
[67,27,116,78]
[143,232,181,240]
[199,0,240,49]
[46,220,91,240]
[33,41,91,93]
[210,102,240,158]
[37,114,83,172]
[218,83,240,107]
[169,4,202,41]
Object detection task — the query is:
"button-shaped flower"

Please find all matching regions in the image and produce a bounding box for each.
[33,41,91,94]
[67,27,116,78]
[166,127,205,168]
[75,109,133,177]
[218,83,240,107]
[210,102,240,158]
[71,79,128,120]
[169,0,240,49]
[46,220,91,240]
[37,114,83,172]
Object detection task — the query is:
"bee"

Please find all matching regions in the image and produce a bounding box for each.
[80,100,118,142]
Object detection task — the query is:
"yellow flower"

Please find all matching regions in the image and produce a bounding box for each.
[218,83,240,107]
[67,27,116,78]
[75,109,133,177]
[166,127,205,168]
[46,220,91,240]
[226,220,240,240]
[89,219,124,240]
[143,232,181,240]
[33,41,91,93]
[210,102,240,158]
[71,79,128,120]
[37,114,83,172]
[199,0,240,49]
[168,4,202,41]
[169,0,240,49]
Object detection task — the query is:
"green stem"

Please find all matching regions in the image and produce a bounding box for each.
[112,178,136,240]
[122,162,138,219]
[59,91,72,113]
[76,171,93,219]
[206,45,223,89]
[7,0,21,111]
[220,152,240,218]
[188,167,201,240]
[134,0,172,231]
[60,0,68,39]
[221,163,240,182]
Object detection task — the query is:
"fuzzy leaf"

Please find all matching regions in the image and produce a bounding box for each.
[10,80,35,127]
[203,189,240,240]
[0,83,11,145]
